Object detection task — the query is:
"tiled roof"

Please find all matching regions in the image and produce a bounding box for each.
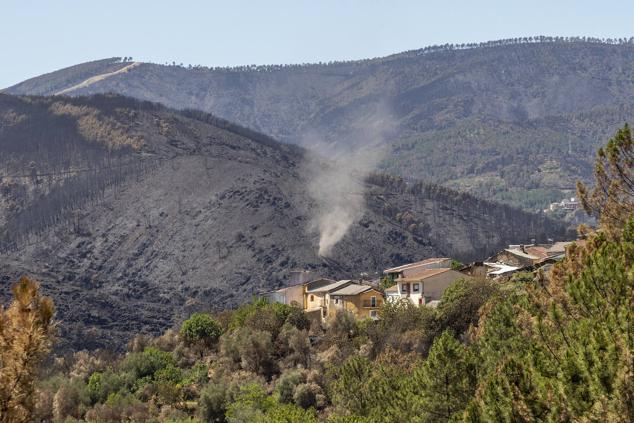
[384,257,450,273]
[330,284,375,296]
[545,241,573,254]
[504,248,539,260]
[525,246,549,259]
[384,284,399,293]
[398,268,452,282]
[306,279,351,293]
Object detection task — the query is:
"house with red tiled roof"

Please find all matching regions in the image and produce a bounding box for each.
[384,257,452,280]
[327,284,384,320]
[383,258,467,307]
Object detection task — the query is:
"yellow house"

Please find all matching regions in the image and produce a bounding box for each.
[262,279,384,321]
[327,284,384,320]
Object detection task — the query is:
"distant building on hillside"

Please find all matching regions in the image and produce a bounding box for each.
[484,241,576,278]
[383,258,466,307]
[327,284,383,320]
[384,257,452,281]
[261,277,383,322]
[545,197,581,213]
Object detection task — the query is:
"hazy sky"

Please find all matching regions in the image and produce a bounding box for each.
[2,0,633,88]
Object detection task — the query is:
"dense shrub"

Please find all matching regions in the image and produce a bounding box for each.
[120,346,175,380]
[180,313,223,349]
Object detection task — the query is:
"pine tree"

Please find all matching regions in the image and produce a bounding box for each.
[0,276,55,423]
[577,123,634,235]
[465,219,634,422]
[407,330,476,422]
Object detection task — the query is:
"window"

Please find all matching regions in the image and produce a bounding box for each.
[413,283,420,292]
[335,298,339,304]
[370,310,378,319]
[401,283,409,292]
[310,295,314,302]
[370,296,377,307]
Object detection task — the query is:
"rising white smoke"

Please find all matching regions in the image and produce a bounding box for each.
[303,104,394,257]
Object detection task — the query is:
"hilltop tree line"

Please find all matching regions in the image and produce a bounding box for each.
[145,35,634,74]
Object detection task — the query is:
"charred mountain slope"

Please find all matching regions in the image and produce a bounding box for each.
[0,94,569,350]
[6,40,634,209]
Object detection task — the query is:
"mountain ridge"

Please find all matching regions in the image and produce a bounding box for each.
[0,93,570,350]
[7,39,634,210]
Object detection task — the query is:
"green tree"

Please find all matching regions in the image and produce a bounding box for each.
[466,219,634,421]
[180,313,223,354]
[436,278,496,336]
[577,122,634,234]
[225,382,275,423]
[407,330,476,422]
[120,346,175,380]
[253,402,318,422]
[275,370,303,404]
[198,383,228,423]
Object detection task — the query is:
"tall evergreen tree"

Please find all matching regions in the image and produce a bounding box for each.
[577,122,634,235]
[407,330,476,422]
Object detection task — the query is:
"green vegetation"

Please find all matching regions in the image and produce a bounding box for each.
[6,221,633,421]
[180,313,223,353]
[1,125,632,421]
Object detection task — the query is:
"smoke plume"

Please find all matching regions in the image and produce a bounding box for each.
[303,105,394,257]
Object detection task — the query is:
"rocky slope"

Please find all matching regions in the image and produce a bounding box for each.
[6,39,634,209]
[0,93,569,350]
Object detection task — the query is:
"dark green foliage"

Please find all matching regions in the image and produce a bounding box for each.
[198,383,229,423]
[450,259,463,270]
[229,298,309,336]
[252,402,318,422]
[224,383,275,422]
[180,313,223,349]
[120,346,175,380]
[436,278,497,335]
[407,330,476,421]
[87,370,130,404]
[366,298,437,357]
[275,370,303,404]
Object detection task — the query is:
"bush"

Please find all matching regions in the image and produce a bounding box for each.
[120,346,175,380]
[275,370,304,404]
[225,383,275,423]
[221,328,275,376]
[229,299,310,337]
[292,383,320,409]
[198,383,228,423]
[437,278,497,335]
[276,324,311,368]
[252,403,319,422]
[328,311,359,344]
[180,313,223,349]
[52,379,91,421]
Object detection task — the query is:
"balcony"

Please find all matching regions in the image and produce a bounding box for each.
[362,299,382,308]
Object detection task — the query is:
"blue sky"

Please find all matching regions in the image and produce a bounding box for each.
[2,0,633,88]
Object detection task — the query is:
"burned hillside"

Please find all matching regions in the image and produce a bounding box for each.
[0,93,570,350]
